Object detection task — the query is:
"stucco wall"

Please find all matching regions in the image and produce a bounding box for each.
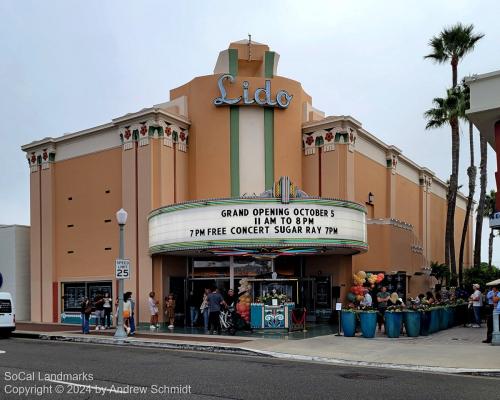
[0,225,30,321]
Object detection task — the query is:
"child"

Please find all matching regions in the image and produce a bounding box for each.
[148,292,159,330]
[165,294,176,329]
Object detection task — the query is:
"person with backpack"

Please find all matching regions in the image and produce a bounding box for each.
[80,297,92,334]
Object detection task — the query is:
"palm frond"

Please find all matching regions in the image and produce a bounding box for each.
[425,22,484,63]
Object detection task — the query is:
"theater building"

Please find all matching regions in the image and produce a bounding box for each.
[22,40,473,325]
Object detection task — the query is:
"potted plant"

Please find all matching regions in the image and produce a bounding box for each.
[429,306,441,333]
[438,305,449,330]
[445,303,455,328]
[341,307,357,337]
[418,304,431,336]
[358,306,377,338]
[403,300,421,337]
[385,305,404,338]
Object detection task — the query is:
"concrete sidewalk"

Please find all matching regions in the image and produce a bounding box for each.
[11,322,499,374]
[242,326,500,374]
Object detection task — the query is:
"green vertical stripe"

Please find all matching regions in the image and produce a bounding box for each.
[264,51,275,78]
[264,108,274,190]
[230,106,240,197]
[228,48,238,76]
[264,51,275,189]
[228,48,239,197]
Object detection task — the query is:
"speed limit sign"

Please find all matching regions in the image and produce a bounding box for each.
[115,259,131,279]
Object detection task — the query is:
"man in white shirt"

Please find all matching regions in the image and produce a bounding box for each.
[470,284,483,328]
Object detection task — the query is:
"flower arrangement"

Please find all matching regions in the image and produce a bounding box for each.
[257,289,289,305]
[386,304,405,312]
[358,304,377,312]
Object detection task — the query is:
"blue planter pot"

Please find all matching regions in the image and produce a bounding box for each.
[446,307,455,328]
[403,311,420,337]
[341,311,356,337]
[429,309,440,333]
[439,308,448,330]
[359,312,377,338]
[385,312,402,338]
[420,311,431,336]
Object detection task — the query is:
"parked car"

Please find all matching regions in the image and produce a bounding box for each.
[0,292,15,337]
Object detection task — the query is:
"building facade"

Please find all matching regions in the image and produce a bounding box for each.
[22,40,473,324]
[0,225,31,321]
[466,70,500,226]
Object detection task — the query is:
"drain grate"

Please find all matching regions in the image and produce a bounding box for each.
[340,373,389,380]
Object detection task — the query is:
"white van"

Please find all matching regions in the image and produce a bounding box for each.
[0,292,15,337]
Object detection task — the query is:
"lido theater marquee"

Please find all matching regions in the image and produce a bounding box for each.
[148,177,368,256]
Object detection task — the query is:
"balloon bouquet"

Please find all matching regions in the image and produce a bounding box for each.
[236,278,252,323]
[347,271,385,305]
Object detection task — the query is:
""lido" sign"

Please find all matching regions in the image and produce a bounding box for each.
[213,74,293,109]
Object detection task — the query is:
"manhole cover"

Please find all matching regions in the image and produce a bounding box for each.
[340,373,389,380]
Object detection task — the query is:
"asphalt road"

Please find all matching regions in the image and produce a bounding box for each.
[0,338,497,400]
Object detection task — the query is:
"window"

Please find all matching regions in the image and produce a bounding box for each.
[62,281,112,312]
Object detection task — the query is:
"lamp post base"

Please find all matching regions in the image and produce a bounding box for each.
[492,312,500,346]
[114,326,128,340]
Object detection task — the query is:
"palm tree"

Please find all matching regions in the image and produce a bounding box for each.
[425,23,484,284]
[424,86,465,284]
[484,190,497,268]
[474,134,488,268]
[458,82,475,285]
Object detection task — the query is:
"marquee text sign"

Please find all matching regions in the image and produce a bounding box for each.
[149,199,367,254]
[213,74,293,109]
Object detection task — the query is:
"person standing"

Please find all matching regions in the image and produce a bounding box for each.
[123,292,132,335]
[224,289,238,311]
[200,288,210,333]
[114,296,119,327]
[207,288,225,335]
[376,286,389,331]
[102,292,112,329]
[80,297,92,334]
[187,291,199,327]
[93,292,104,331]
[127,292,136,336]
[484,286,499,343]
[165,294,176,329]
[470,284,483,328]
[148,291,159,330]
[360,288,372,307]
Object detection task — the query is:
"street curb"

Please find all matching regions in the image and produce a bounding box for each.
[12,331,500,375]
[243,348,500,375]
[11,331,264,357]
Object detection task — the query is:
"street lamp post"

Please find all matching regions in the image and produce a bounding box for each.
[114,208,128,340]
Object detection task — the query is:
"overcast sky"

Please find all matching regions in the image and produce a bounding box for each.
[0,0,498,265]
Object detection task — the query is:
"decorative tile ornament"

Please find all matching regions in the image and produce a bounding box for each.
[119,119,188,151]
[386,153,398,175]
[26,146,56,172]
[302,126,356,155]
[419,173,433,193]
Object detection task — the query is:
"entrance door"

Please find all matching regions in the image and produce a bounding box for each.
[299,278,316,322]
[169,277,186,325]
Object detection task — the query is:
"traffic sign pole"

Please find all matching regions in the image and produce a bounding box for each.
[114,223,127,340]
